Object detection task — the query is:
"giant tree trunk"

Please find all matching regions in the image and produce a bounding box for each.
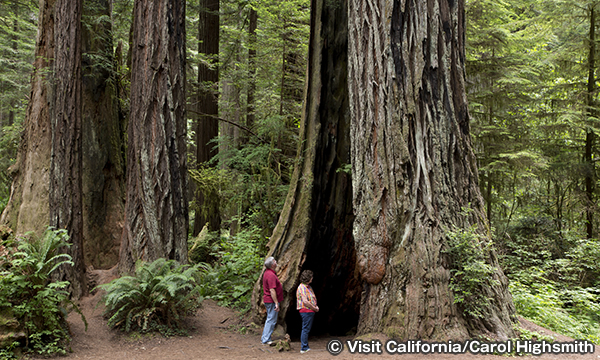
[1,0,55,234]
[252,0,361,337]
[348,0,516,339]
[119,0,188,274]
[50,0,86,298]
[81,0,126,270]
[193,0,221,235]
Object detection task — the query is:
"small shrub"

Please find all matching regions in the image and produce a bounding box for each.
[443,225,499,319]
[0,227,81,356]
[98,258,205,336]
[195,227,263,312]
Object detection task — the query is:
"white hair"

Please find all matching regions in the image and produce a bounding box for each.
[264,256,276,269]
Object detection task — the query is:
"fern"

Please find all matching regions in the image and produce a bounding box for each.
[0,227,82,356]
[98,258,205,335]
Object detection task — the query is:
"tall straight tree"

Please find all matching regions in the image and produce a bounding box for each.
[1,0,54,234]
[348,0,516,339]
[50,0,85,298]
[194,0,220,235]
[120,0,188,273]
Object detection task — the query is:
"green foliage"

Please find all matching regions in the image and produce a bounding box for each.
[0,228,80,356]
[443,225,499,319]
[511,279,600,343]
[0,0,37,215]
[98,258,205,336]
[194,227,264,312]
[500,224,600,343]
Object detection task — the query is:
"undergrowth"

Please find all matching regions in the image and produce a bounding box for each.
[443,225,499,319]
[499,218,600,344]
[190,226,264,312]
[0,227,84,357]
[98,258,205,336]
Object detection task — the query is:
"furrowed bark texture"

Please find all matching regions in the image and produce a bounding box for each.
[193,0,220,235]
[50,0,86,298]
[120,0,188,273]
[348,0,516,339]
[1,0,55,234]
[252,0,361,336]
[81,0,126,270]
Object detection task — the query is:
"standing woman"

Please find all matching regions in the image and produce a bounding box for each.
[296,270,319,354]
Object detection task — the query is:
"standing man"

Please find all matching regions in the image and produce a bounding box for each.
[261,256,283,344]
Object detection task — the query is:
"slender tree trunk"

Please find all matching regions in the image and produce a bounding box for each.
[1,0,55,234]
[348,0,516,339]
[246,7,258,138]
[194,0,220,235]
[7,4,18,127]
[119,0,188,274]
[585,4,596,239]
[50,0,86,298]
[221,65,241,154]
[81,0,126,269]
[252,0,361,337]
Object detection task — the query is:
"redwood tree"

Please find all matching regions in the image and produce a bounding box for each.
[119,0,188,273]
[1,0,55,234]
[194,0,221,235]
[348,0,516,339]
[50,0,85,298]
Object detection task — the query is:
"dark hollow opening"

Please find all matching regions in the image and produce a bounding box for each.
[284,230,362,338]
[282,0,359,340]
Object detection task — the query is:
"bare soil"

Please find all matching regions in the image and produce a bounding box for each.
[26,292,600,360]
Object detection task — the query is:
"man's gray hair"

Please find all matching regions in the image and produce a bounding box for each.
[264,256,276,269]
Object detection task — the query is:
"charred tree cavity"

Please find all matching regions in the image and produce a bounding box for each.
[348,0,516,340]
[252,0,361,338]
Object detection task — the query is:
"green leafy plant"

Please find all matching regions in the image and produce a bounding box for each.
[0,227,81,356]
[443,225,499,319]
[194,227,263,312]
[98,258,205,336]
[510,280,600,343]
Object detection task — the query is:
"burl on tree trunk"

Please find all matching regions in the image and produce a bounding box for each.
[348,0,516,339]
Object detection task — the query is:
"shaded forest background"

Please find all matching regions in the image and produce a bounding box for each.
[2,0,600,352]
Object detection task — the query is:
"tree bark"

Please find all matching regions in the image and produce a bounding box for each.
[81,0,126,270]
[1,0,55,234]
[348,0,516,339]
[193,0,221,235]
[585,4,596,239]
[252,0,361,337]
[50,0,86,298]
[119,0,188,274]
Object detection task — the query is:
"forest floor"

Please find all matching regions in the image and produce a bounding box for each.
[25,292,600,360]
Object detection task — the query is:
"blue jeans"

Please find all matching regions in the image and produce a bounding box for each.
[261,302,277,343]
[300,312,315,351]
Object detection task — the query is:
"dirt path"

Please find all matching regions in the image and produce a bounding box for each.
[26,293,600,360]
